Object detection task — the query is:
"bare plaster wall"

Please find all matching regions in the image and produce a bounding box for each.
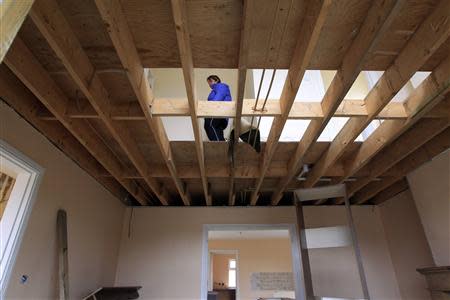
[1,103,125,299]
[407,150,450,266]
[114,206,402,300]
[379,190,434,300]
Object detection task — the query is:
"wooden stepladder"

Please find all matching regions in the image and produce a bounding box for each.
[294,184,370,300]
[57,209,69,300]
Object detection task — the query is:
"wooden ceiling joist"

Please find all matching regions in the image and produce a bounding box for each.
[352,127,450,205]
[1,0,447,206]
[249,0,332,205]
[29,0,170,205]
[301,0,450,191]
[171,0,210,205]
[0,65,129,203]
[3,38,150,205]
[321,55,449,206]
[270,0,403,205]
[331,54,450,194]
[341,117,449,204]
[94,0,191,205]
[229,0,253,206]
[98,158,388,179]
[39,98,443,121]
[102,163,344,179]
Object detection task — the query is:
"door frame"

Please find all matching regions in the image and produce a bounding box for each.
[201,224,302,300]
[0,140,44,297]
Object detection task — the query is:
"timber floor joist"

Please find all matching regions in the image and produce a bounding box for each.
[0,0,449,206]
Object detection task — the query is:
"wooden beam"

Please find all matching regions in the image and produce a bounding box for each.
[344,193,370,299]
[302,0,450,190]
[352,128,450,204]
[327,54,450,204]
[99,159,384,179]
[94,0,191,206]
[0,65,128,203]
[4,38,150,205]
[171,0,210,205]
[294,200,314,300]
[0,65,129,203]
[229,0,252,206]
[371,178,409,205]
[29,0,170,205]
[340,118,449,203]
[249,0,332,205]
[38,98,427,121]
[270,0,403,205]
[56,209,69,300]
[0,0,34,62]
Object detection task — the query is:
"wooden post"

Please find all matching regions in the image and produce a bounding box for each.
[344,194,370,299]
[294,197,314,300]
[57,209,69,300]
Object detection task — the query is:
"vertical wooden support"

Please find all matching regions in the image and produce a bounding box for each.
[294,184,370,298]
[57,209,69,300]
[294,197,314,300]
[171,0,211,205]
[344,193,370,299]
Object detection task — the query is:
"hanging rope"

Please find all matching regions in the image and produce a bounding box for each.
[249,68,266,126]
[252,69,277,147]
[248,0,294,148]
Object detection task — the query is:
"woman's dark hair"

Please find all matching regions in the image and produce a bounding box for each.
[207,75,221,83]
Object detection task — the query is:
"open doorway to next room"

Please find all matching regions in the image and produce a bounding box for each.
[207,228,296,300]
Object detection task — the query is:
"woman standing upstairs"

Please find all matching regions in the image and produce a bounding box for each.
[204,75,232,141]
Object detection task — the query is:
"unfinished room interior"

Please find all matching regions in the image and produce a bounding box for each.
[0,0,449,299]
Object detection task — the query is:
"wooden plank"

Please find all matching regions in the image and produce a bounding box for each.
[330,54,450,197]
[37,98,420,120]
[233,0,252,140]
[101,161,351,179]
[0,0,34,62]
[0,65,128,202]
[57,209,69,300]
[302,0,450,189]
[5,38,150,205]
[340,118,449,203]
[249,0,332,205]
[294,200,314,300]
[168,98,408,119]
[29,0,169,205]
[111,0,447,71]
[229,0,253,206]
[171,0,210,205]
[352,128,450,204]
[344,194,370,299]
[294,184,346,201]
[94,0,191,205]
[270,0,403,205]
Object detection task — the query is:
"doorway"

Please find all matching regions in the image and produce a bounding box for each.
[202,224,302,300]
[208,249,238,300]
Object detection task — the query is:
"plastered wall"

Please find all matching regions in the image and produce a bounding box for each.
[114,206,404,300]
[1,103,125,299]
[407,150,450,266]
[379,190,434,300]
